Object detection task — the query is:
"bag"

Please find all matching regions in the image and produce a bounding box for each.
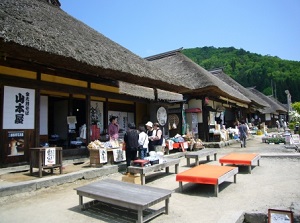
[122,142,126,151]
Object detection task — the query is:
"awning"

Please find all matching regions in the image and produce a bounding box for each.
[119,81,183,101]
[119,81,155,100]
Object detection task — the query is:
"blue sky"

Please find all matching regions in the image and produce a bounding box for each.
[61,0,300,61]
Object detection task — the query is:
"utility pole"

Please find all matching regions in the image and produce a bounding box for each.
[285,90,292,122]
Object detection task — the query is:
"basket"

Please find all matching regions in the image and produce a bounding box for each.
[193,142,204,151]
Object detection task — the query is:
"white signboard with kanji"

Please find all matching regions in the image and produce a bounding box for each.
[3,86,35,129]
[45,147,56,166]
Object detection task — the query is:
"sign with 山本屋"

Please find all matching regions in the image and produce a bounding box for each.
[3,86,35,129]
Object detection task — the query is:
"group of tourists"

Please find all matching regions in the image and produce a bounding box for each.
[108,116,164,174]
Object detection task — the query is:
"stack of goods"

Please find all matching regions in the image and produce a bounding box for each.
[144,151,160,165]
[87,140,103,150]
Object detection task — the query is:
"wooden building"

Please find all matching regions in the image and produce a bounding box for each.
[145,49,252,141]
[248,87,288,128]
[210,68,268,125]
[0,0,183,165]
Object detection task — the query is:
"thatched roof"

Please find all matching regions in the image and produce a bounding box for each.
[210,69,268,108]
[247,87,287,114]
[145,49,251,104]
[119,82,183,101]
[0,0,188,93]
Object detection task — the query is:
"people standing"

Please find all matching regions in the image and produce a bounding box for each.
[145,121,154,153]
[238,120,248,148]
[123,123,139,173]
[151,123,163,150]
[276,120,280,132]
[108,116,119,140]
[283,120,287,132]
[138,126,149,159]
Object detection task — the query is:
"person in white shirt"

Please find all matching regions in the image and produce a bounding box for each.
[138,126,149,159]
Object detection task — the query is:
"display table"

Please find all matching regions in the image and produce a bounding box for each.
[75,179,173,223]
[219,153,261,173]
[185,149,218,166]
[29,147,63,177]
[127,158,180,185]
[176,164,238,197]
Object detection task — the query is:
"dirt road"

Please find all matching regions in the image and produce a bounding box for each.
[0,136,300,223]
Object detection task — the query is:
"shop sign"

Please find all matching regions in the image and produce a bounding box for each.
[113,149,126,162]
[99,149,107,163]
[45,147,56,166]
[3,86,35,129]
[8,131,25,156]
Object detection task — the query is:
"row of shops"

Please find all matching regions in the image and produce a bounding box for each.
[0,0,288,166]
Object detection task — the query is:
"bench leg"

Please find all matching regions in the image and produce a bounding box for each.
[141,174,146,185]
[234,174,237,183]
[179,182,183,192]
[175,164,179,174]
[214,153,217,161]
[206,155,210,161]
[79,195,84,210]
[214,185,218,197]
[195,157,199,166]
[165,198,169,215]
[186,158,190,166]
[248,166,252,174]
[137,209,143,223]
[257,159,260,166]
[166,166,170,173]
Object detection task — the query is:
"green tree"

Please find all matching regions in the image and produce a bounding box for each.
[292,102,300,113]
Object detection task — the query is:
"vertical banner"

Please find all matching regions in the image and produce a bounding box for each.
[90,101,103,133]
[3,86,35,129]
[8,131,25,156]
[99,149,107,163]
[113,148,126,162]
[45,147,56,165]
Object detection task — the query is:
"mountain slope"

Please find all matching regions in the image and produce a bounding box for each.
[182,46,300,103]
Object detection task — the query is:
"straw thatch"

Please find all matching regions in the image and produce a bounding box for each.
[146,49,251,104]
[210,68,268,108]
[119,82,155,100]
[0,0,187,93]
[157,89,183,101]
[247,87,287,114]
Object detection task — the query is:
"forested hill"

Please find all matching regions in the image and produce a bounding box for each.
[182,46,300,103]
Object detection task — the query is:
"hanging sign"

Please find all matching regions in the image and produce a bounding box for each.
[3,86,35,129]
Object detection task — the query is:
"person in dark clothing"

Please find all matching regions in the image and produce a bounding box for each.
[238,120,248,148]
[124,122,139,172]
[151,122,163,147]
[145,121,154,153]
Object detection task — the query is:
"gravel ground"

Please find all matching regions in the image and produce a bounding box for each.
[0,135,300,223]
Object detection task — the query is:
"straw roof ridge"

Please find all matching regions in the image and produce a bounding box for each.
[210,68,268,107]
[147,50,251,103]
[247,87,287,113]
[0,0,186,92]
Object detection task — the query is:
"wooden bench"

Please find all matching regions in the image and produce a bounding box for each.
[219,153,261,173]
[127,158,180,185]
[176,164,238,197]
[75,179,173,223]
[185,149,217,167]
